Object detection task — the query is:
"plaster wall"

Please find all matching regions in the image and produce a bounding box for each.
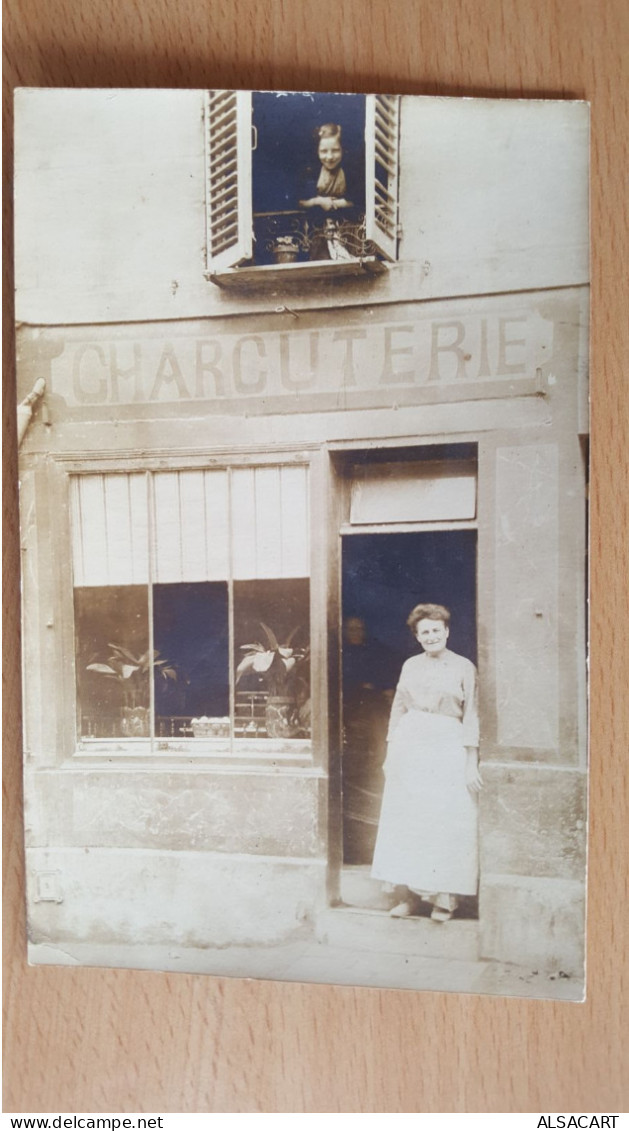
[26,846,326,949]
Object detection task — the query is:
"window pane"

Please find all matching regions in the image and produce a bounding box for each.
[234,578,310,740]
[75,586,149,738]
[153,582,229,740]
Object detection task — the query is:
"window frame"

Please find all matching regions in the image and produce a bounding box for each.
[204,90,401,281]
[54,449,321,769]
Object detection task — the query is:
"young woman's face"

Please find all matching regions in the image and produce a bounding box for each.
[318,136,343,171]
[415,618,449,655]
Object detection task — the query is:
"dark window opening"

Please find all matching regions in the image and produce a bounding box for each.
[251,92,367,267]
[153,582,229,736]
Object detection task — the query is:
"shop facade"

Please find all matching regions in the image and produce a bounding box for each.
[16,89,589,981]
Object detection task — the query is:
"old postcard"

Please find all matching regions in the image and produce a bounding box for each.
[14,88,589,998]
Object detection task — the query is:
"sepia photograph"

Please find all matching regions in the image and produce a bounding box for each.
[14,87,589,1000]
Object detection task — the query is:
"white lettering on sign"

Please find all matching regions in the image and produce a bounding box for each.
[24,310,553,411]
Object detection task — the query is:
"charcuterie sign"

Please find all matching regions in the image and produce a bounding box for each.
[17,304,553,417]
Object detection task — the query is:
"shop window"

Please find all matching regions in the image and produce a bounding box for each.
[70,466,310,749]
[204,90,400,277]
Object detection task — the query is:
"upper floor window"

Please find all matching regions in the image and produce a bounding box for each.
[204,90,400,278]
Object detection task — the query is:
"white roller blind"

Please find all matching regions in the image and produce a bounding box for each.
[152,469,229,583]
[350,461,477,525]
[231,465,309,579]
[278,465,310,578]
[71,466,308,586]
[70,474,149,587]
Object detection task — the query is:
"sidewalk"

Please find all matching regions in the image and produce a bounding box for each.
[28,936,584,1001]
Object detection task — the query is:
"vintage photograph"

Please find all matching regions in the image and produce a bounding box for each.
[14,88,589,999]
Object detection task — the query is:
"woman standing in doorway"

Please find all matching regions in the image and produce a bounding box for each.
[371,603,482,921]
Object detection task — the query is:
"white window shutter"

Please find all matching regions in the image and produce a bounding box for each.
[205,90,253,272]
[364,94,400,262]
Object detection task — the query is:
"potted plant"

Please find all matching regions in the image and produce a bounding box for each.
[86,643,177,737]
[269,234,302,264]
[236,622,309,738]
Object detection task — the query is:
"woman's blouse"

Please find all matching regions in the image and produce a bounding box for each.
[387,650,479,747]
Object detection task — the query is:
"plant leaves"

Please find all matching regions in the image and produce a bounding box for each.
[252,651,275,673]
[107,643,139,663]
[235,654,256,682]
[87,663,117,675]
[259,621,279,651]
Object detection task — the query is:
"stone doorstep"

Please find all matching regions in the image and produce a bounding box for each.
[316,907,480,961]
[340,865,393,910]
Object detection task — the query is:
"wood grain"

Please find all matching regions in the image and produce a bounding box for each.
[3,0,628,1113]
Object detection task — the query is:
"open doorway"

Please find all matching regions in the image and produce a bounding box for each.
[340,529,478,913]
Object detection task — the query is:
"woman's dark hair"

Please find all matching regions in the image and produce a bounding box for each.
[406,604,451,633]
[316,122,342,142]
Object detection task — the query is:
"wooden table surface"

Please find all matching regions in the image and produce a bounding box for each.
[3,0,628,1114]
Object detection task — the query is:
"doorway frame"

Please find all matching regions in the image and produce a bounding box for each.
[325,442,480,908]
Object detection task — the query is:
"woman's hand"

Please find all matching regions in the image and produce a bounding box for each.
[465,748,483,795]
[298,196,351,212]
[299,195,334,210]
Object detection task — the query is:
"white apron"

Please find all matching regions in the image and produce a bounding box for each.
[371,708,478,895]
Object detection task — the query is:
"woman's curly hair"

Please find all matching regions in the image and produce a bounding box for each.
[406,603,451,633]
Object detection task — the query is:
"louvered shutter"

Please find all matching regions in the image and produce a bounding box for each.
[205,90,253,272]
[364,94,400,261]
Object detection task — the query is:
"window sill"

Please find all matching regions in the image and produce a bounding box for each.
[206,257,387,290]
[70,737,314,771]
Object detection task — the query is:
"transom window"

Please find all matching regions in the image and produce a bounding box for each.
[70,466,310,751]
[204,90,400,277]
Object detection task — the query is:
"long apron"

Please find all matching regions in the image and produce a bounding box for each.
[371,709,478,896]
